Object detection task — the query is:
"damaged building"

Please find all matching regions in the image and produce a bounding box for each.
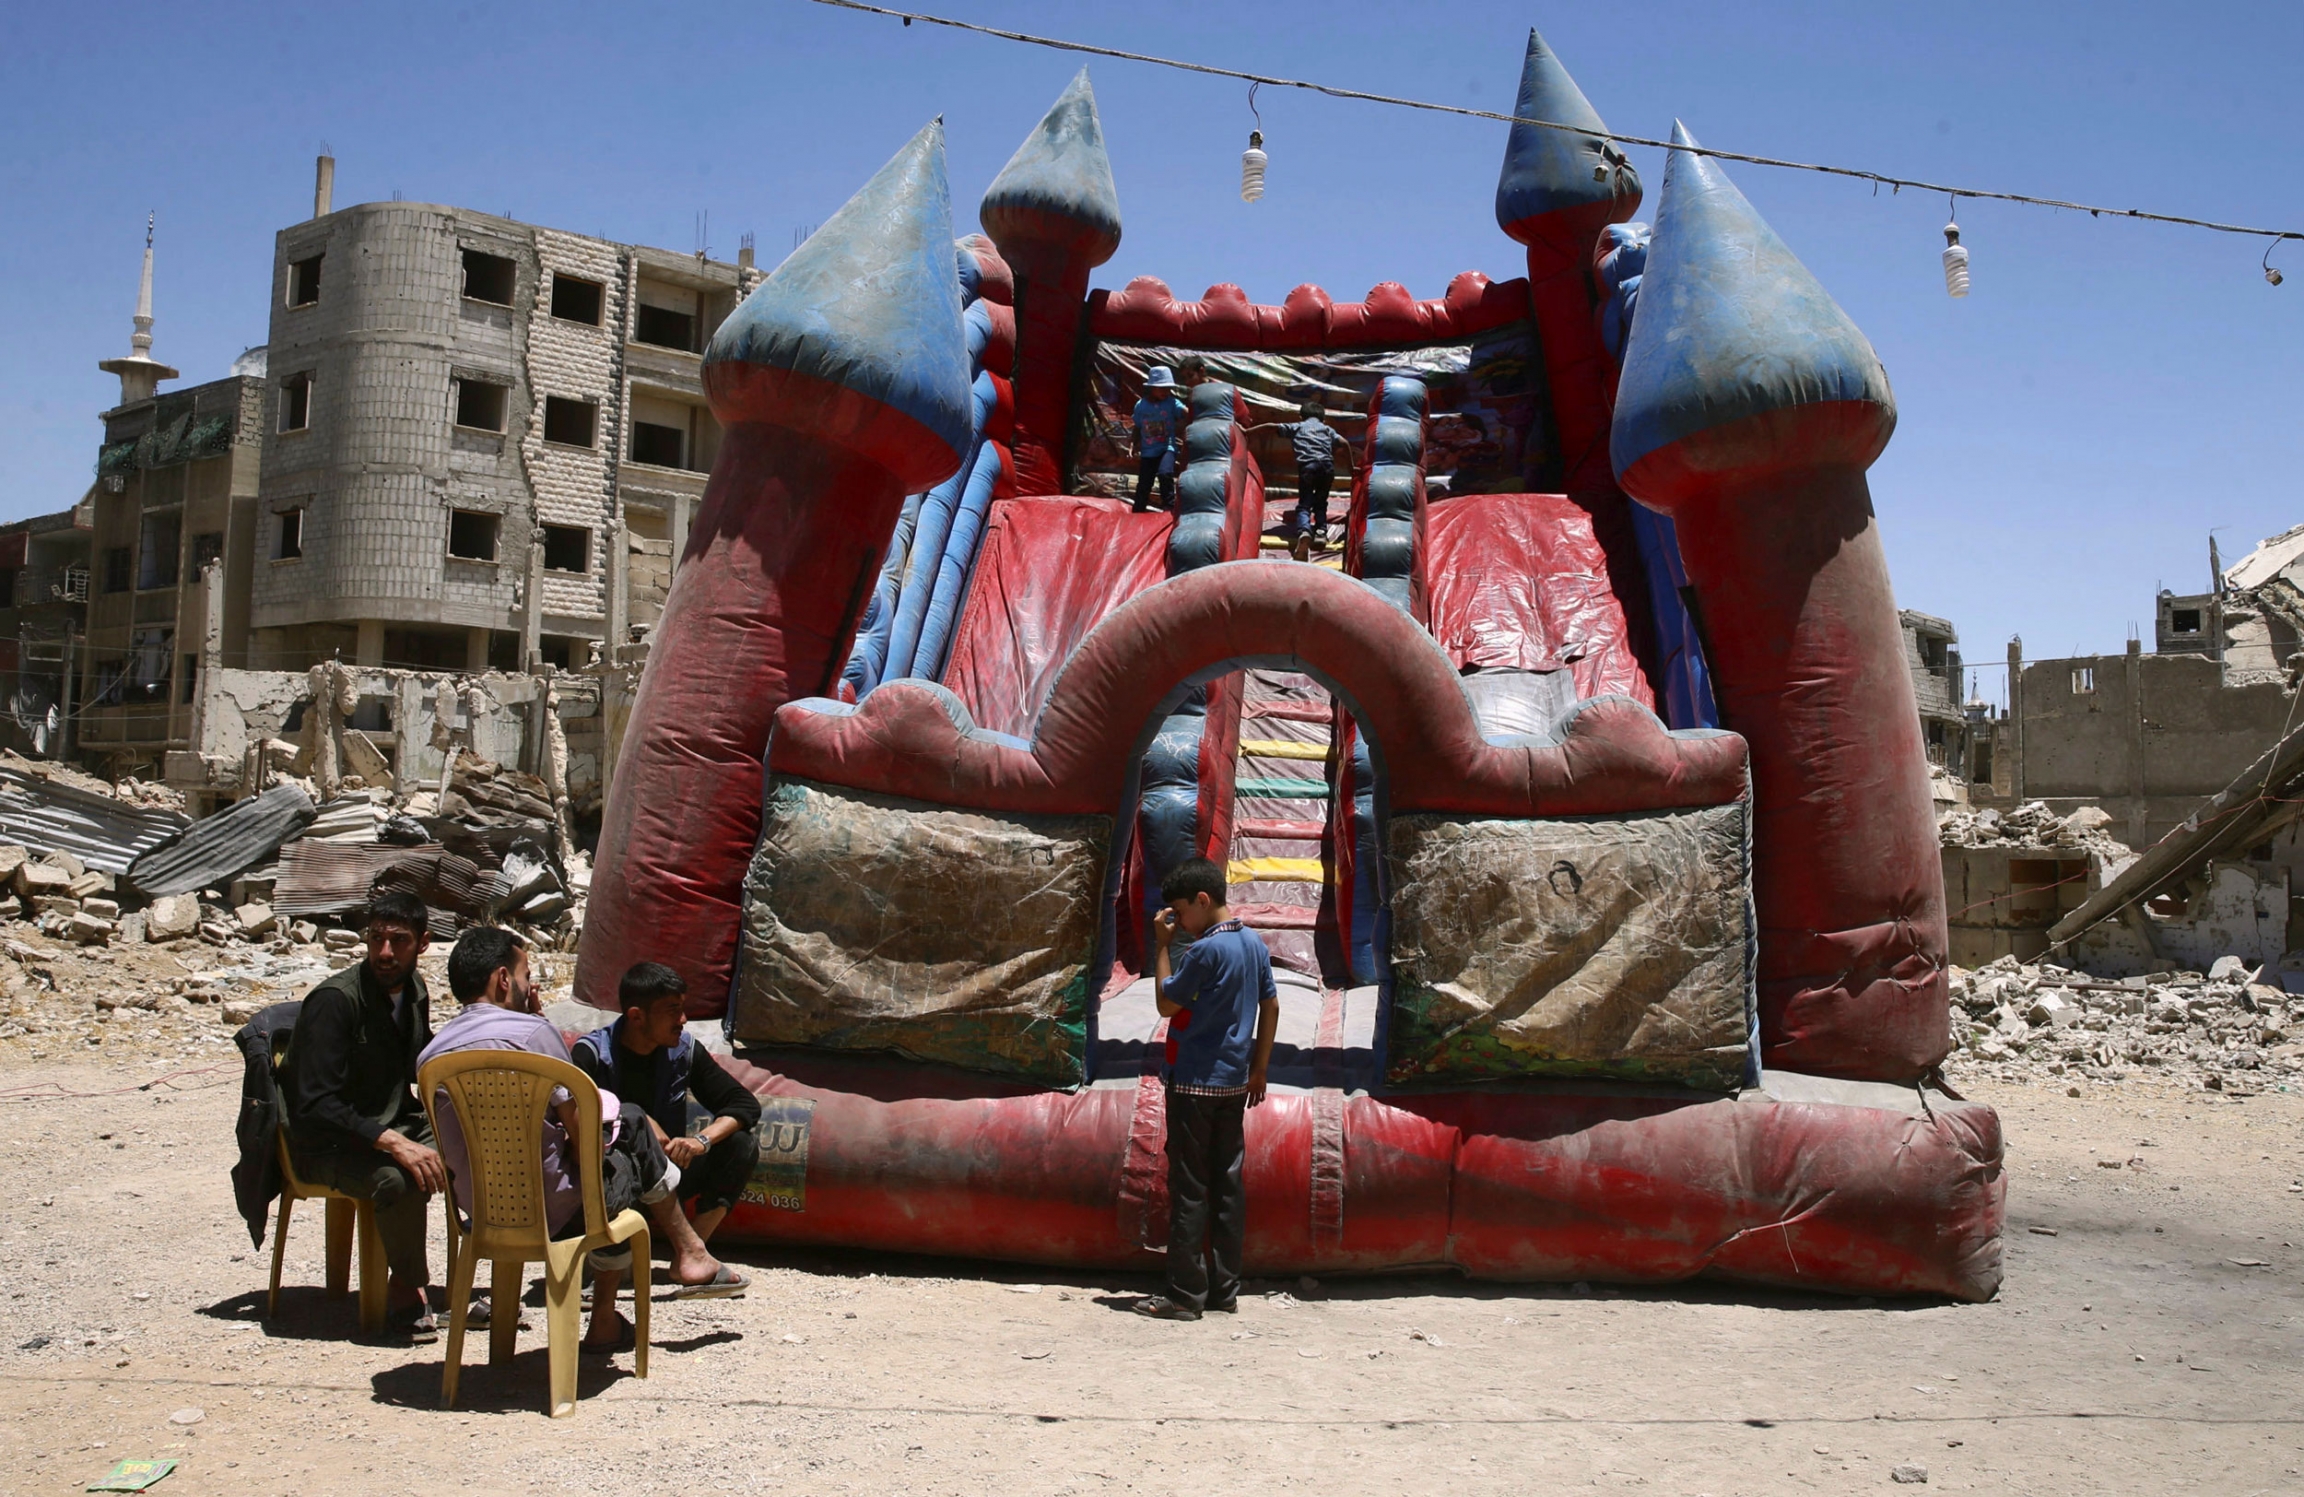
[250,159,763,676]
[1931,531,2304,972]
[30,162,776,839]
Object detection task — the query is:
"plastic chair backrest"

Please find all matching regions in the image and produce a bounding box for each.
[417,1049,611,1250]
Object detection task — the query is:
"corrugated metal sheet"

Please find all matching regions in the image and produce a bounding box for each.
[128,783,316,897]
[302,797,382,842]
[0,769,189,875]
[274,840,487,936]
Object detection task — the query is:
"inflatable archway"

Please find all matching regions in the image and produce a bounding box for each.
[578,37,2003,1300]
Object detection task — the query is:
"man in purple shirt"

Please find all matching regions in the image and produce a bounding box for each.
[420,927,747,1359]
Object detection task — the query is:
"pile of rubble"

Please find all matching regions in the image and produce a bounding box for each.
[1942,953,2304,1094]
[1938,799,2134,858]
[0,753,586,960]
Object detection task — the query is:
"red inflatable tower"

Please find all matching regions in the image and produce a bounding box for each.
[1611,124,1952,1081]
[577,122,974,1016]
[980,69,1122,496]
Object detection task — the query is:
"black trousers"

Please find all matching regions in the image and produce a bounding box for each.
[1164,1088,1247,1312]
[291,1113,436,1286]
[1295,464,1334,531]
[1133,457,1177,513]
[677,1124,760,1215]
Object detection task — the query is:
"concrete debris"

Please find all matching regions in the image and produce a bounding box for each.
[1940,800,2132,857]
[144,895,199,942]
[1944,954,2304,1094]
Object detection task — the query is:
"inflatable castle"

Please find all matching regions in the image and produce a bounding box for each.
[576,32,2004,1299]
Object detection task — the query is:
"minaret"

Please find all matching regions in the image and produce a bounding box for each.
[98,213,178,407]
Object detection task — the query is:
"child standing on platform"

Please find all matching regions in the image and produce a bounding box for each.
[1131,366,1189,513]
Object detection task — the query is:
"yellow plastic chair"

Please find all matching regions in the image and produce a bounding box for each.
[267,1129,390,1334]
[418,1050,650,1418]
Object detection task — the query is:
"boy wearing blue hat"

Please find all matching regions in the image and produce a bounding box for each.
[1131,366,1189,514]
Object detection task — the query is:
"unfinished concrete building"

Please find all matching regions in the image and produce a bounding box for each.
[253,161,762,676]
[1900,608,1979,780]
[1935,528,2304,970]
[72,220,266,765]
[0,507,91,757]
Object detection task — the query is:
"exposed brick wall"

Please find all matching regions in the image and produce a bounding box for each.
[247,201,744,666]
[523,228,626,624]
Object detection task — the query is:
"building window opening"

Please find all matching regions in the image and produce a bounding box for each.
[538,634,579,669]
[462,249,517,306]
[180,654,199,704]
[137,511,181,590]
[1972,744,1993,784]
[91,659,126,707]
[542,396,596,448]
[279,372,312,432]
[448,510,500,562]
[383,628,467,671]
[550,275,605,325]
[2071,666,2096,694]
[102,546,133,594]
[454,377,509,433]
[2170,608,2201,634]
[191,531,224,574]
[130,628,173,700]
[542,525,590,574]
[288,254,323,308]
[350,697,393,732]
[634,303,697,352]
[2009,858,2085,922]
[276,507,304,561]
[629,420,685,469]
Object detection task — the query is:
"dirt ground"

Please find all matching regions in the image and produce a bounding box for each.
[1,1044,2299,1497]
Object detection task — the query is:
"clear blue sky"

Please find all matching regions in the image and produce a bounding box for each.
[4,1,2297,699]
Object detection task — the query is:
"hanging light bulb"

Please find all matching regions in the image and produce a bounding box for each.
[1241,129,1267,203]
[2264,242,2286,287]
[1238,82,1268,204]
[1942,220,1970,299]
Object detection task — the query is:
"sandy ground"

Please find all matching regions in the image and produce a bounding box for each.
[0,1052,2299,1497]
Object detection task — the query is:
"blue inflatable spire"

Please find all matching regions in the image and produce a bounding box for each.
[981,68,1122,263]
[1494,28,1639,237]
[1611,121,1894,484]
[707,118,973,465]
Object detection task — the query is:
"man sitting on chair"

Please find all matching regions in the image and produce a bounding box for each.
[281,889,449,1341]
[419,927,748,1360]
[572,962,763,1250]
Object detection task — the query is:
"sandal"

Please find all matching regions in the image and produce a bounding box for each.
[668,1264,750,1300]
[580,1313,636,1358]
[1133,1295,1202,1322]
[389,1304,441,1344]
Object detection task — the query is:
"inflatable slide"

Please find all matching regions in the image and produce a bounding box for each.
[577,34,2001,1300]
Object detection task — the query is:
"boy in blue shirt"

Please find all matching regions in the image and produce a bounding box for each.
[1130,366,1189,514]
[1137,856,1279,1321]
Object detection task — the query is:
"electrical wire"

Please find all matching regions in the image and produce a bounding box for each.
[802,0,2304,248]
[0,1062,237,1102]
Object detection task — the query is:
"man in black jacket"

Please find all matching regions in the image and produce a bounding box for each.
[572,962,762,1251]
[280,890,446,1340]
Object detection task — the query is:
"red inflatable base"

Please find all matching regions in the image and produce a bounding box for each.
[714,1054,2004,1302]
